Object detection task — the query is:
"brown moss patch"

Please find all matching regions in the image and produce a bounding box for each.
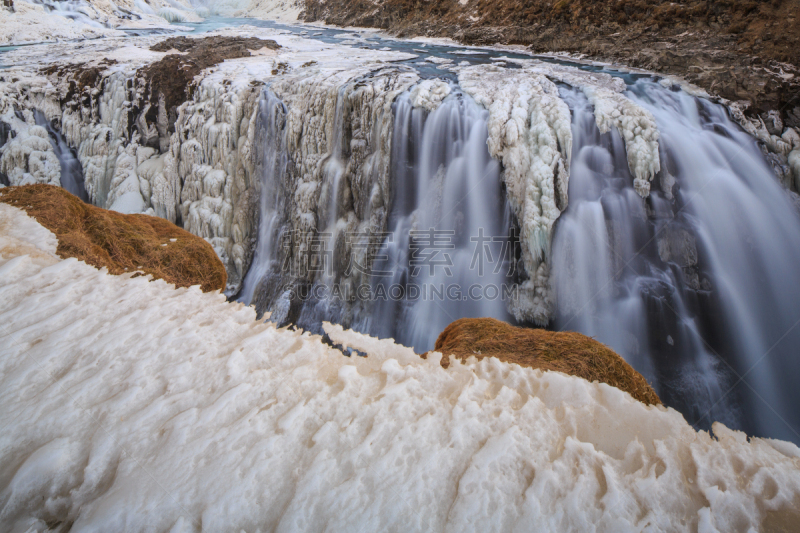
[0,184,226,292]
[433,317,661,405]
[139,36,280,135]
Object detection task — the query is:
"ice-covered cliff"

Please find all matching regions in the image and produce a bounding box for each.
[1,201,800,532]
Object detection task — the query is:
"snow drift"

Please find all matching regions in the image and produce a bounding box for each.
[1,202,800,532]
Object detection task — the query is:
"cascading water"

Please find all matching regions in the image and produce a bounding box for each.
[229,53,800,443]
[34,110,89,201]
[239,90,288,307]
[28,0,140,26]
[552,80,800,442]
[364,89,512,352]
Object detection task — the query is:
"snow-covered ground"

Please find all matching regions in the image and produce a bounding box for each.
[1,201,799,531]
[0,0,200,45]
[0,0,305,46]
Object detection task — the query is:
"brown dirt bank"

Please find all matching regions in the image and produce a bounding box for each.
[303,0,800,123]
[433,317,661,405]
[143,36,279,126]
[0,184,226,292]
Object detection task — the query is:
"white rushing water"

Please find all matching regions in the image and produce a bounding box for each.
[238,90,288,305]
[33,110,88,201]
[552,80,800,442]
[366,88,511,352]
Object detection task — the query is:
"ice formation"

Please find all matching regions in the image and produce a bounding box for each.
[529,64,661,198]
[258,63,417,297]
[726,104,800,193]
[0,120,62,188]
[458,64,572,324]
[1,202,800,532]
[0,31,419,292]
[409,79,452,112]
[0,0,121,44]
[3,23,798,342]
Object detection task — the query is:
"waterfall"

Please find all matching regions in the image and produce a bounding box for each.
[34,110,88,201]
[234,70,800,444]
[239,90,288,306]
[365,89,511,352]
[552,80,800,442]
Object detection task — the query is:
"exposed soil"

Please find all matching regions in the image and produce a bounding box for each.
[433,317,661,405]
[41,59,117,112]
[139,36,280,144]
[0,184,227,292]
[303,0,800,123]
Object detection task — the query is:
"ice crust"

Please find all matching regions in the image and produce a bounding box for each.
[527,63,661,198]
[1,203,800,532]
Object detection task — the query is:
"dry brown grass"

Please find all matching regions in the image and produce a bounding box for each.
[0,184,226,292]
[434,317,661,405]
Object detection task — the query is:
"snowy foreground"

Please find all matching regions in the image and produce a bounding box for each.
[1,202,800,531]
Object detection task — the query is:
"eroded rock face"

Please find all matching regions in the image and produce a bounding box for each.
[0,184,226,292]
[433,317,662,405]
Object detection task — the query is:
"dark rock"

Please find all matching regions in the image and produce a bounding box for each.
[657,225,698,268]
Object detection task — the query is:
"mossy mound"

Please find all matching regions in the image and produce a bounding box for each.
[0,184,226,292]
[434,317,661,405]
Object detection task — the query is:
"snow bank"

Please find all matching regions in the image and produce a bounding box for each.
[240,0,302,22]
[1,203,800,532]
